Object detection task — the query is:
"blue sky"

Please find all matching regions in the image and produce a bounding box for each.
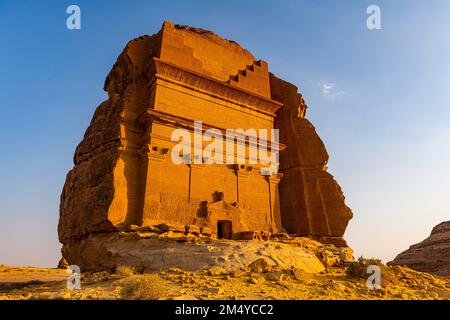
[0,0,449,267]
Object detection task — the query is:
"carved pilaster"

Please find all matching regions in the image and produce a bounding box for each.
[139,145,169,161]
[232,164,253,178]
[188,162,204,202]
[265,173,283,185]
[140,144,169,221]
[230,164,253,205]
[265,173,284,231]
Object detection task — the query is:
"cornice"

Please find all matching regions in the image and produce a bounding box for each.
[145,58,283,116]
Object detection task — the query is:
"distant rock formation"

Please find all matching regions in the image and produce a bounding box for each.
[388,221,450,276]
[58,21,353,271]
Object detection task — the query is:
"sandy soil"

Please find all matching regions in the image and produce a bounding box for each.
[0,264,448,300]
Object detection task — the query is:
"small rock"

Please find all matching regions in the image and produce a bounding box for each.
[231,270,243,278]
[136,225,165,233]
[185,225,201,234]
[248,258,272,273]
[136,231,159,239]
[207,267,229,276]
[276,274,291,285]
[321,250,340,268]
[329,282,346,292]
[205,287,224,295]
[200,226,212,235]
[157,223,186,233]
[168,267,185,274]
[292,268,314,283]
[159,230,188,240]
[266,272,284,282]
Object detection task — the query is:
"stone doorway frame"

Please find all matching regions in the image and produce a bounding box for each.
[217,220,232,239]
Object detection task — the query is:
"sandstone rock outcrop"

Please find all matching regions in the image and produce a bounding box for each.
[63,235,326,273]
[270,75,352,246]
[59,21,353,271]
[388,221,450,276]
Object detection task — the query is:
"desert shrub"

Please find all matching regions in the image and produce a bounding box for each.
[120,274,166,300]
[347,256,382,278]
[116,265,136,276]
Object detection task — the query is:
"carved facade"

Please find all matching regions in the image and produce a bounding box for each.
[59,22,353,267]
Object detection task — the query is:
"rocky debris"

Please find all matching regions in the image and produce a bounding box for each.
[121,223,218,242]
[115,223,219,244]
[156,223,186,233]
[378,265,399,287]
[137,232,161,239]
[279,237,354,268]
[390,265,449,291]
[127,225,165,234]
[233,231,271,241]
[1,263,449,300]
[200,227,212,236]
[388,221,450,276]
[185,225,201,235]
[320,250,341,268]
[319,247,353,268]
[168,267,185,274]
[83,271,112,284]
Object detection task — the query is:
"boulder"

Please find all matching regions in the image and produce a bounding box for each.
[248,258,272,273]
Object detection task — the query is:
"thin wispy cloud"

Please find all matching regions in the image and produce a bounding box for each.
[322,82,335,96]
[321,81,348,99]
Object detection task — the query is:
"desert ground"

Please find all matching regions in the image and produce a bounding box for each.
[1,260,449,300]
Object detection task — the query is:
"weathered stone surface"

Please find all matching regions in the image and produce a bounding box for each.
[270,74,353,244]
[156,223,186,233]
[388,221,450,276]
[62,235,325,273]
[58,21,353,270]
[57,258,68,269]
[248,258,273,273]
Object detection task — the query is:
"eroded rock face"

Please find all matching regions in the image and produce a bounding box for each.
[270,74,353,246]
[64,235,325,274]
[59,21,353,270]
[388,221,450,276]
